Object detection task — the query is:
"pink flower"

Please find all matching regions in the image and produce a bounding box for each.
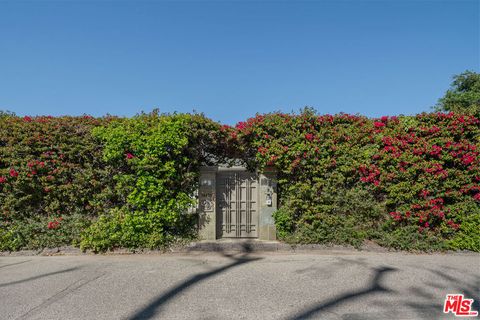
[23,116,32,122]
[474,193,480,201]
[9,169,18,178]
[125,153,134,159]
[374,121,385,128]
[0,176,6,183]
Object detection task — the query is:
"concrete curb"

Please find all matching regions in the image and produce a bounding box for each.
[1,241,478,256]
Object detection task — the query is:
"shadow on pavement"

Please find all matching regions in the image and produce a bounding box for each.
[128,245,262,320]
[285,266,397,320]
[0,267,79,288]
[289,258,479,320]
[426,267,480,314]
[0,259,32,270]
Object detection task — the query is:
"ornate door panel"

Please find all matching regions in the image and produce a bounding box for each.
[216,172,258,238]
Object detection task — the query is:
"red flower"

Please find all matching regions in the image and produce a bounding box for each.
[267,155,278,165]
[420,189,430,198]
[429,198,444,206]
[0,176,6,183]
[23,116,32,122]
[429,145,442,156]
[258,147,268,155]
[305,133,314,141]
[389,211,401,221]
[447,220,459,230]
[474,193,480,201]
[374,121,385,128]
[235,122,247,130]
[9,169,18,178]
[382,136,394,145]
[462,154,475,165]
[219,125,230,132]
[413,148,424,155]
[47,221,59,229]
[125,153,135,159]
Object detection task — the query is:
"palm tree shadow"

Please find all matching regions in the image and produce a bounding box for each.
[128,252,262,320]
[286,266,397,320]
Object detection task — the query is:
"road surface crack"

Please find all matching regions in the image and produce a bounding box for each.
[15,267,107,320]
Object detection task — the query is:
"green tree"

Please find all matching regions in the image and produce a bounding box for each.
[435,70,480,116]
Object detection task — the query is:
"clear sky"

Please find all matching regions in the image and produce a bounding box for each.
[0,0,478,124]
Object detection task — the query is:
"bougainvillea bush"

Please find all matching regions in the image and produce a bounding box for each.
[0,115,120,250]
[0,109,478,251]
[230,108,480,251]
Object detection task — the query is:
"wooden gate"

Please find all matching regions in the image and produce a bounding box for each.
[216,171,258,238]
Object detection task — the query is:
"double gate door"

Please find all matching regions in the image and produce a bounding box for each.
[216,171,258,238]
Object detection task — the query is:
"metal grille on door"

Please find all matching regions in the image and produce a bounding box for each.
[217,172,258,238]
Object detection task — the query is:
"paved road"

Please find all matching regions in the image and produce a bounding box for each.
[0,251,478,320]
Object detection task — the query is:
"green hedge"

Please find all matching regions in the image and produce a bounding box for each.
[0,110,478,251]
[80,112,231,251]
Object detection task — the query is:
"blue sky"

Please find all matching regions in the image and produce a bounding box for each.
[0,1,478,124]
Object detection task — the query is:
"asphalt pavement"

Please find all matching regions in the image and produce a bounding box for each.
[0,250,478,320]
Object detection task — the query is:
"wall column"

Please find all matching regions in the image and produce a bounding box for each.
[258,167,277,241]
[198,167,217,240]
